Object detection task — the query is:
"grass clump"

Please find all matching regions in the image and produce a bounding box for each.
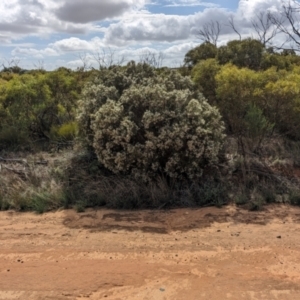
[260,186,276,204]
[0,151,69,213]
[0,194,10,211]
[29,190,66,214]
[75,201,86,213]
[235,192,249,205]
[249,196,265,211]
[289,190,300,206]
[189,181,227,208]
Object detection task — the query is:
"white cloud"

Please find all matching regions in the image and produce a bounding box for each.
[104,13,192,45]
[51,38,95,53]
[54,0,147,23]
[237,0,283,19]
[1,0,294,70]
[11,47,59,58]
[0,0,89,39]
[49,37,105,53]
[164,0,218,8]
[0,0,146,40]
[0,0,286,44]
[163,42,198,55]
[103,7,233,46]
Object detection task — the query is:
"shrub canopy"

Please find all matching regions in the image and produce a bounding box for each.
[78,62,225,181]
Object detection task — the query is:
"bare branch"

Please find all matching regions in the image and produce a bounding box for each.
[139,50,165,68]
[197,20,221,46]
[92,47,125,69]
[76,52,92,71]
[33,60,45,71]
[251,12,279,46]
[1,57,21,71]
[270,0,300,49]
[227,15,241,40]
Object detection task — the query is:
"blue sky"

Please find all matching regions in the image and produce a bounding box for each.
[0,0,287,70]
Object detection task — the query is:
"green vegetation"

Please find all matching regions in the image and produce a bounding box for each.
[77,62,225,182]
[184,42,218,67]
[1,38,300,212]
[0,67,92,150]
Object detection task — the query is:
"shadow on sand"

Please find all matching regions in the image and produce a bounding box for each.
[63,204,300,234]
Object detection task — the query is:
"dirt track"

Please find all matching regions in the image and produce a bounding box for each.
[0,205,300,300]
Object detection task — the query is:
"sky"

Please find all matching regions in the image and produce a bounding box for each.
[0,0,291,70]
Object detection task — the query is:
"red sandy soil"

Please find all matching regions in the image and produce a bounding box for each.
[0,205,300,300]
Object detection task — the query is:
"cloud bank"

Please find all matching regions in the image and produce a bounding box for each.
[0,0,291,69]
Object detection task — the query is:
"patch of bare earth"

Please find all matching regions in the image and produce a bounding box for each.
[0,205,300,300]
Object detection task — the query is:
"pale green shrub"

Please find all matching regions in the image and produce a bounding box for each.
[77,62,225,181]
[50,121,78,141]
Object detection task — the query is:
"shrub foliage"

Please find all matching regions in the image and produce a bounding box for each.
[78,62,225,181]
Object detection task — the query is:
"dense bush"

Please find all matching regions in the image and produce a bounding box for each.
[184,42,217,67]
[214,64,300,139]
[186,38,300,71]
[191,58,220,105]
[0,73,52,147]
[217,39,265,70]
[258,69,300,139]
[243,104,274,152]
[0,67,89,149]
[215,64,259,133]
[78,62,225,181]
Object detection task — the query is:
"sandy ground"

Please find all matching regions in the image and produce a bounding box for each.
[0,205,300,300]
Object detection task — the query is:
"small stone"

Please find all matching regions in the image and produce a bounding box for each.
[277,236,281,239]
[160,288,165,292]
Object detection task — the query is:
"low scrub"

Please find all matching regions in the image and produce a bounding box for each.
[63,151,229,210]
[0,153,68,213]
[1,133,300,213]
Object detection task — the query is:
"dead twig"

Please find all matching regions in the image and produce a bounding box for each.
[1,165,29,180]
[0,157,48,166]
[0,157,28,166]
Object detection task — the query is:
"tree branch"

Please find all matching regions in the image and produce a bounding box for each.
[197,20,221,46]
